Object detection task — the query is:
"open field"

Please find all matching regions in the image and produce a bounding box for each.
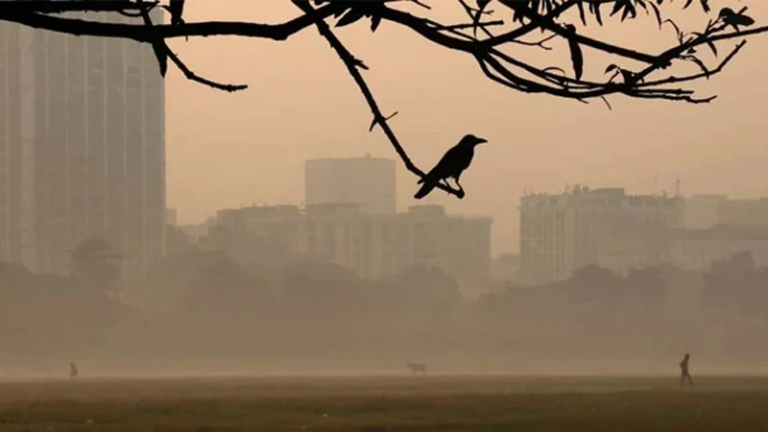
[0,375,767,431]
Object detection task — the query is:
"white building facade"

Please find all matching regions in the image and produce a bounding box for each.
[519,186,683,285]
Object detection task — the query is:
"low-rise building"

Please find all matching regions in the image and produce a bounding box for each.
[210,203,492,281]
[669,225,768,271]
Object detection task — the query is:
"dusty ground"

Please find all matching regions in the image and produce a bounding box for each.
[0,375,767,431]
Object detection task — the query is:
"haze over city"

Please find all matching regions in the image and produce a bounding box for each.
[2,1,768,430]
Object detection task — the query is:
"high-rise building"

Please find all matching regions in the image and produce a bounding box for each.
[519,186,683,285]
[305,155,396,215]
[0,12,165,276]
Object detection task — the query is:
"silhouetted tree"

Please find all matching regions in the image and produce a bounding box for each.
[5,1,767,198]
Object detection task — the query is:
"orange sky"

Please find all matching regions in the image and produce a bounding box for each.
[164,1,768,255]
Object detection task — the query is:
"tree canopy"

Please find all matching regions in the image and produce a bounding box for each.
[3,0,765,198]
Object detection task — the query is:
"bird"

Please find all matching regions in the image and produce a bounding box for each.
[413,134,488,200]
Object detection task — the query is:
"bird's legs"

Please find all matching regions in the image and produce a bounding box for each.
[453,175,465,195]
[441,176,465,198]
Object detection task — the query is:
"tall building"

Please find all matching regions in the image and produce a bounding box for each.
[0,12,165,276]
[305,155,396,215]
[519,186,683,285]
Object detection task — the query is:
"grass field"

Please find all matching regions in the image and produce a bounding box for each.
[0,375,767,431]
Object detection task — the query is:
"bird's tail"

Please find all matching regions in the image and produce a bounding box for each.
[414,181,437,199]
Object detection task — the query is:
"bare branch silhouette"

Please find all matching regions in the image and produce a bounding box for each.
[2,0,767,199]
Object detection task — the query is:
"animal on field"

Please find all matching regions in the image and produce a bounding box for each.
[406,362,427,376]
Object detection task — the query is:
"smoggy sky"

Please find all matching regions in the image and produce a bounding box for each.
[164,1,768,255]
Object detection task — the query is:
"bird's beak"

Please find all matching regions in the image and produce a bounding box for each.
[476,138,488,145]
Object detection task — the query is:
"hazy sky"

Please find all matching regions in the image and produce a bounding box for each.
[164,1,768,255]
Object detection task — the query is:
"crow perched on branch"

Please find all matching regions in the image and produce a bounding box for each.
[413,134,488,200]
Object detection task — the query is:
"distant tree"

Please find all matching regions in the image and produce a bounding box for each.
[5,1,767,198]
[184,251,254,301]
[69,236,122,292]
[165,224,194,256]
[0,261,33,291]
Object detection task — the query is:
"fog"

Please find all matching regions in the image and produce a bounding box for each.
[2,1,768,383]
[2,244,767,380]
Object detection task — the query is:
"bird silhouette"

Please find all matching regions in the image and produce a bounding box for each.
[413,134,488,200]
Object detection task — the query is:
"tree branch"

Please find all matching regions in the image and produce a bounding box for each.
[291,0,464,199]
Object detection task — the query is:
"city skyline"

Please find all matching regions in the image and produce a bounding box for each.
[163,1,768,258]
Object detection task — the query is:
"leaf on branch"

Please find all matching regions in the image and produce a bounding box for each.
[600,96,613,111]
[683,55,710,78]
[662,18,683,44]
[370,14,382,32]
[576,1,587,26]
[700,0,711,13]
[563,24,583,81]
[649,2,662,29]
[605,64,619,74]
[610,0,637,22]
[336,8,367,28]
[718,7,755,31]
[705,40,718,57]
[590,2,604,26]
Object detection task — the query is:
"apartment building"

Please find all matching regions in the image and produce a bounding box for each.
[519,186,683,285]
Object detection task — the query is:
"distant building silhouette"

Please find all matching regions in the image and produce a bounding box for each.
[0,11,166,277]
[305,156,396,215]
[682,195,727,229]
[669,225,768,271]
[209,203,492,281]
[490,253,520,283]
[683,195,768,230]
[717,198,768,228]
[166,208,178,227]
[519,186,682,285]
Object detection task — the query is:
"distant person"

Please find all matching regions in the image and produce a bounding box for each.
[69,362,79,379]
[679,354,693,388]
